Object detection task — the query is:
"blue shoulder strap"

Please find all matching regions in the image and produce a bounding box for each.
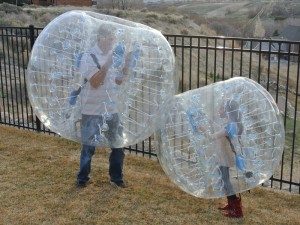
[186,109,198,133]
[113,42,125,68]
[75,52,84,69]
[225,122,238,139]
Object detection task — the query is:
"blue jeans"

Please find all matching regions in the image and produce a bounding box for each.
[80,114,123,146]
[77,114,125,184]
[219,166,234,195]
[77,145,124,184]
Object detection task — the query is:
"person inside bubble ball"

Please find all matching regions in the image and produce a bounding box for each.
[76,24,130,189]
[209,99,244,218]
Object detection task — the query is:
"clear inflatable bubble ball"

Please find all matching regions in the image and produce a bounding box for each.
[26,10,176,148]
[156,77,285,198]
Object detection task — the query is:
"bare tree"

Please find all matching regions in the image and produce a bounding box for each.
[120,0,127,10]
[98,0,143,10]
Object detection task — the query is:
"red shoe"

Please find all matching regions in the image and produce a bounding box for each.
[218,197,235,210]
[222,197,243,218]
[218,202,231,210]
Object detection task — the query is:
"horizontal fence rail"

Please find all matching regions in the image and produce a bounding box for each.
[0,26,299,193]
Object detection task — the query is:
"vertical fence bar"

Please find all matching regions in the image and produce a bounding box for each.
[29,25,41,132]
[197,37,200,87]
[272,41,281,188]
[249,40,253,79]
[266,42,271,91]
[23,28,31,128]
[11,27,21,127]
[189,37,192,90]
[290,45,299,192]
[181,36,184,92]
[36,27,48,133]
[275,43,281,103]
[240,39,243,76]
[142,139,145,157]
[258,40,262,83]
[5,27,15,124]
[148,136,152,159]
[173,36,177,92]
[173,36,177,56]
[222,39,225,80]
[0,28,6,124]
[15,28,25,128]
[135,143,138,155]
[0,55,4,123]
[213,38,217,82]
[2,29,10,124]
[280,42,291,189]
[205,37,208,85]
[231,39,234,78]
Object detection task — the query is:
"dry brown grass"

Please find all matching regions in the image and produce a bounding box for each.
[0,125,300,225]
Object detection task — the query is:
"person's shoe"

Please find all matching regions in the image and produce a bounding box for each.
[110,181,126,188]
[76,181,87,188]
[218,196,235,211]
[222,197,243,218]
[218,203,231,211]
[218,197,236,211]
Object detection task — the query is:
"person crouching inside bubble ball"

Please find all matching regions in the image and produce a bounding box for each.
[207,99,244,218]
[76,24,130,189]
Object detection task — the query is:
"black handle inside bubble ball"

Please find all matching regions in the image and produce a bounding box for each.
[90,53,101,70]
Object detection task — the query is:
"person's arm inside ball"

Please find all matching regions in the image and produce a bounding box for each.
[89,55,112,88]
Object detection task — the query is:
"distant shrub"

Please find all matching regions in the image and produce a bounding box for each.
[225,8,235,16]
[0,15,21,27]
[274,15,287,21]
[38,12,55,25]
[0,0,30,6]
[273,29,279,36]
[248,6,262,19]
[97,0,143,10]
[142,17,155,25]
[190,14,206,26]
[180,28,188,35]
[143,12,183,25]
[96,8,111,16]
[0,2,22,13]
[140,8,147,13]
[0,18,6,26]
[161,14,183,24]
[209,20,242,37]
[25,3,37,8]
[114,9,128,18]
[146,12,159,20]
[271,4,288,20]
[263,20,277,38]
[165,6,177,15]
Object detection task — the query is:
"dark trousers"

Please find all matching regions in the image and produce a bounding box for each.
[77,145,124,184]
[219,166,236,199]
[77,114,125,184]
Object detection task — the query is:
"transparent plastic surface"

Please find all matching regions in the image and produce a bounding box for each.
[156,77,285,198]
[26,10,176,147]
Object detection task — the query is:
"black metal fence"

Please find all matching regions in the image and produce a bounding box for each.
[0,26,299,193]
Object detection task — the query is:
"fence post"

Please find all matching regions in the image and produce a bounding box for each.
[29,25,41,132]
